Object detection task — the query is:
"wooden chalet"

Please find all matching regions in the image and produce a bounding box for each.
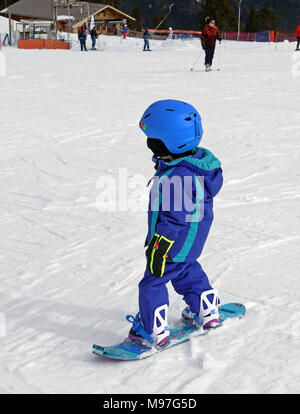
[72,4,135,35]
[0,0,135,34]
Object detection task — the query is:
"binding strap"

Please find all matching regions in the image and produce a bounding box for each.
[126,313,154,345]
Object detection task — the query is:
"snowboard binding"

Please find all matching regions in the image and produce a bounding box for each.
[127,306,170,348]
[182,289,221,329]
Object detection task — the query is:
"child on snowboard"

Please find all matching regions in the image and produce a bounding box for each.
[128,99,223,347]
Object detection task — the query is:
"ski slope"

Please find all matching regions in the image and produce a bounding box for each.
[0,33,300,394]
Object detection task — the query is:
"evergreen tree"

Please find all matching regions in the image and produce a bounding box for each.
[152,13,161,29]
[245,6,260,32]
[159,9,168,31]
[152,9,168,31]
[103,0,121,9]
[258,7,278,31]
[129,3,143,31]
[245,6,279,32]
[198,0,237,31]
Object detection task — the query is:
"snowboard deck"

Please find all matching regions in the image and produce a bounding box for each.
[92,303,246,361]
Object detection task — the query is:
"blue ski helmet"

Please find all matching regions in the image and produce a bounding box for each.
[139,99,203,155]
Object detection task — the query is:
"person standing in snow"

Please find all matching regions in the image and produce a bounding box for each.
[58,28,66,41]
[201,17,222,72]
[122,24,128,39]
[127,100,223,347]
[296,25,300,51]
[90,26,98,50]
[168,27,174,39]
[143,28,151,51]
[78,24,88,51]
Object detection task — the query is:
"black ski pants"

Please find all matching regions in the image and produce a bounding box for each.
[205,46,215,65]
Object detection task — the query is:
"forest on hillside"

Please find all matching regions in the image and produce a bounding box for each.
[117,0,299,33]
[0,0,299,32]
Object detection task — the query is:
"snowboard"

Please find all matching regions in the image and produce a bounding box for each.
[92,303,246,361]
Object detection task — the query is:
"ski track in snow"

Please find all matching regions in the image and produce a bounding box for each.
[0,35,300,393]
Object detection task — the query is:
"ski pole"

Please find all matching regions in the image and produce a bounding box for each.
[217,41,222,71]
[190,49,203,71]
[149,4,175,39]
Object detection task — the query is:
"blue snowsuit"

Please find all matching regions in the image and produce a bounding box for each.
[139,147,223,334]
[143,31,150,51]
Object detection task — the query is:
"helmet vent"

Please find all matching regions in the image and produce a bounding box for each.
[144,114,151,118]
[185,117,192,121]
[178,144,187,149]
[166,109,175,111]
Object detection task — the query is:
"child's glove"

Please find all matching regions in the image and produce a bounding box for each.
[146,233,174,278]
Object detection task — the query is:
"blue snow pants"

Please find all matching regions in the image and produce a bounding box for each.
[143,39,150,51]
[91,36,97,49]
[139,261,212,334]
[79,38,87,51]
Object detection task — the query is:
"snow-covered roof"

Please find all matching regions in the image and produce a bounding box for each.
[57,15,75,22]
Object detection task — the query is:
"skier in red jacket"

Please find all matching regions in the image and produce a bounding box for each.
[201,17,222,72]
[296,25,300,51]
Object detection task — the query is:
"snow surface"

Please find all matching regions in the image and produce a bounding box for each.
[0,34,300,394]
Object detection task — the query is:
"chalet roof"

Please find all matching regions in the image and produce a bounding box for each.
[0,0,54,19]
[0,1,129,25]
